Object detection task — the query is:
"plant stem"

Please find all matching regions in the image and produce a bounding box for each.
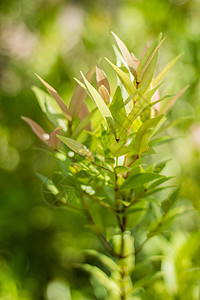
[114,163,128,300]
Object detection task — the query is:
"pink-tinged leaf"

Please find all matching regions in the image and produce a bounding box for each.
[48,127,62,149]
[160,85,189,114]
[21,116,49,144]
[137,35,165,81]
[99,85,110,106]
[131,53,139,69]
[35,74,72,121]
[140,43,149,60]
[69,67,95,117]
[79,102,91,130]
[112,32,137,78]
[153,89,161,114]
[96,67,110,94]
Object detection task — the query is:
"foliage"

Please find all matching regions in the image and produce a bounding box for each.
[20,33,199,300]
[1,1,200,299]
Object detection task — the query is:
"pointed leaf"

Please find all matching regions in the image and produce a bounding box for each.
[32,86,67,129]
[35,73,72,121]
[83,249,119,272]
[21,116,49,144]
[137,34,165,81]
[96,66,110,95]
[105,58,136,94]
[139,50,158,93]
[110,86,127,139]
[160,85,189,114]
[58,136,94,161]
[112,32,137,77]
[153,53,183,87]
[120,173,164,189]
[135,115,164,154]
[69,67,95,117]
[48,127,62,149]
[115,166,131,174]
[98,85,110,105]
[71,107,97,139]
[81,71,116,138]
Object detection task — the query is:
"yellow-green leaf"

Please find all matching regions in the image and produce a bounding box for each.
[69,67,95,117]
[153,53,183,87]
[112,32,137,78]
[105,58,136,95]
[58,136,94,161]
[35,73,72,121]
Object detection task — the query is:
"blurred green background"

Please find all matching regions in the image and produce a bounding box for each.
[0,0,199,299]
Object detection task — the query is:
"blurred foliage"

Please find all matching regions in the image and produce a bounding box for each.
[0,0,199,299]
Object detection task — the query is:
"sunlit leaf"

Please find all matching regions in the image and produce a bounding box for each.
[96,66,110,105]
[120,173,164,189]
[48,127,62,149]
[137,34,165,81]
[69,67,95,117]
[135,115,164,154]
[58,136,94,161]
[21,116,49,144]
[114,166,131,174]
[32,86,67,129]
[160,85,189,113]
[71,108,97,139]
[81,71,116,138]
[112,32,137,78]
[110,86,127,139]
[35,74,72,121]
[105,58,136,94]
[153,53,183,86]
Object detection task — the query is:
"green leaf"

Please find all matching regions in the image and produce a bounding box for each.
[110,86,127,139]
[153,53,183,86]
[58,136,94,161]
[80,71,116,137]
[153,116,192,136]
[115,166,131,174]
[154,159,171,173]
[105,58,136,94]
[149,136,175,147]
[137,34,165,81]
[82,249,119,272]
[69,67,95,117]
[160,85,189,114]
[144,186,174,197]
[119,92,157,139]
[135,115,164,154]
[79,264,120,295]
[71,107,97,139]
[110,142,132,157]
[36,173,59,195]
[161,185,181,213]
[148,177,173,190]
[112,32,137,78]
[147,207,184,237]
[35,74,72,121]
[32,86,67,129]
[139,50,158,94]
[120,173,164,189]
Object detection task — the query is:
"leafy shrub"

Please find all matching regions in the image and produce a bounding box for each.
[22,33,192,299]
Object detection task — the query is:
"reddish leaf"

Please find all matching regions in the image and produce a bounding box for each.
[69,67,95,117]
[48,127,62,149]
[35,74,72,121]
[21,116,49,144]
